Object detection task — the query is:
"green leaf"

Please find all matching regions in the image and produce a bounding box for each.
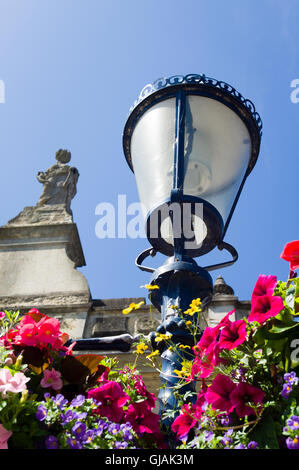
[248,412,279,449]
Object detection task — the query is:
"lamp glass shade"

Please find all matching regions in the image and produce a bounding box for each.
[183,95,251,224]
[131,98,176,219]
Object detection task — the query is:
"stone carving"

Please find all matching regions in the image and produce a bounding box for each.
[5,149,79,227]
[37,149,79,214]
[213,275,234,296]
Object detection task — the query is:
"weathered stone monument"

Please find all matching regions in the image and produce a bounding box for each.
[0,149,91,338]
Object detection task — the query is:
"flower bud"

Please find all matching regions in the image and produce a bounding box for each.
[15,354,23,368]
[20,389,28,403]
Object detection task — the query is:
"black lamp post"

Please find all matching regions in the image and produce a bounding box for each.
[122,74,262,428]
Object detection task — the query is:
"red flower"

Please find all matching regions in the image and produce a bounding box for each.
[219,320,247,350]
[248,295,284,324]
[251,275,277,301]
[36,317,61,347]
[280,240,299,271]
[87,381,130,423]
[171,403,200,440]
[125,401,160,435]
[230,382,265,418]
[205,374,236,413]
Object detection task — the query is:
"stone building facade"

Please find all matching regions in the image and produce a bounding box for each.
[0,151,251,395]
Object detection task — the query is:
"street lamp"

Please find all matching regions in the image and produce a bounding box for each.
[123,74,262,427]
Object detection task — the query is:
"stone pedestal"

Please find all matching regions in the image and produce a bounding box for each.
[0,208,91,339]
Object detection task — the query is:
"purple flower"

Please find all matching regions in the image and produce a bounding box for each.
[248,441,258,449]
[221,430,233,448]
[60,409,78,425]
[95,420,108,436]
[43,392,51,400]
[53,394,68,409]
[281,383,292,399]
[45,435,58,449]
[36,405,47,422]
[284,372,298,386]
[235,443,246,449]
[82,430,95,445]
[67,436,83,449]
[286,436,299,449]
[114,441,128,449]
[71,395,85,407]
[72,422,87,438]
[120,422,133,432]
[204,431,214,442]
[220,415,232,426]
[286,415,299,431]
[108,423,121,435]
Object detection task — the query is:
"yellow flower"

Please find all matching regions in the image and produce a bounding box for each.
[154,333,173,343]
[178,344,191,350]
[184,307,197,316]
[141,284,160,290]
[146,350,160,359]
[185,320,192,326]
[122,301,145,315]
[173,366,189,378]
[135,342,148,355]
[184,298,202,316]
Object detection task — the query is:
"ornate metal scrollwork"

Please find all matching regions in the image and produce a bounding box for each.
[130,73,263,136]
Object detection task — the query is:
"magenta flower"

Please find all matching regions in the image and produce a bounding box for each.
[124,401,161,435]
[40,368,63,391]
[88,381,130,423]
[248,295,284,324]
[216,310,236,330]
[230,382,265,418]
[0,424,12,449]
[205,374,236,413]
[219,320,247,350]
[195,326,219,354]
[251,275,277,301]
[171,403,199,440]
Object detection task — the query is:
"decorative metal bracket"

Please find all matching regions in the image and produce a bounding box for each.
[204,241,238,272]
[135,241,238,274]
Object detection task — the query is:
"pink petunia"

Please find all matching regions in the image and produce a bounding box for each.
[251,275,277,301]
[40,368,63,391]
[0,369,30,397]
[205,374,236,413]
[248,295,284,324]
[88,381,130,423]
[219,320,247,350]
[0,424,12,449]
[230,382,265,418]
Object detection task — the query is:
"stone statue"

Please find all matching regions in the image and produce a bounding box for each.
[4,149,80,227]
[36,149,79,214]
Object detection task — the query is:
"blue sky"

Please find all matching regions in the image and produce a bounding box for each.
[0,0,298,303]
